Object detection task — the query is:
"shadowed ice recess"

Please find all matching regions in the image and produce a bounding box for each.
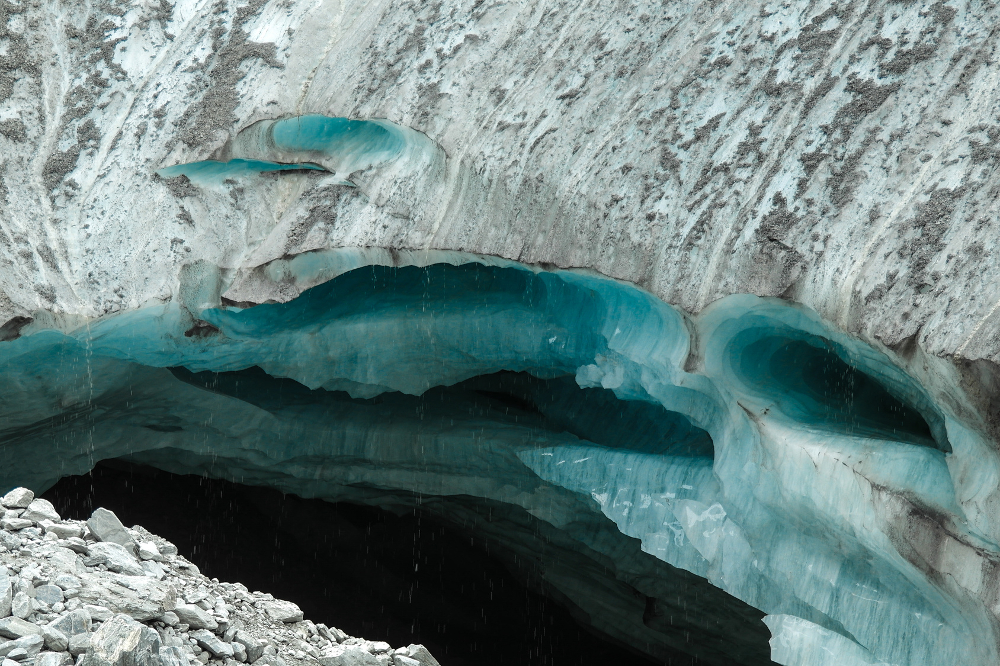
[155,116,434,185]
[0,256,994,666]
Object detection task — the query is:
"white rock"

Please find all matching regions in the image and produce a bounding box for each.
[137,542,161,562]
[0,491,33,511]
[261,600,303,624]
[20,500,59,524]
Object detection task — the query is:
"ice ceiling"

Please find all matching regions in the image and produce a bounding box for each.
[1,256,997,666]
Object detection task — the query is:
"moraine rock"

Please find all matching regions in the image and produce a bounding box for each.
[20,501,59,525]
[189,629,234,659]
[40,625,68,652]
[80,614,161,666]
[85,510,137,553]
[262,599,304,624]
[0,635,43,659]
[318,645,379,666]
[0,617,40,640]
[48,609,92,638]
[0,496,440,666]
[0,492,32,511]
[74,574,175,622]
[172,604,217,631]
[83,543,145,577]
[67,633,90,657]
[0,569,10,619]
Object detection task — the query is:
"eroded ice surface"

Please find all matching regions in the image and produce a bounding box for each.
[0,255,997,666]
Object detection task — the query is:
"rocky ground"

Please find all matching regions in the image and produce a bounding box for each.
[0,488,440,666]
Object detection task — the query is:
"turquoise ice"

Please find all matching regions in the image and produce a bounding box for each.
[0,254,995,666]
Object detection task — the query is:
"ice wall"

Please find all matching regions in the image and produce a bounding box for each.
[1,255,998,666]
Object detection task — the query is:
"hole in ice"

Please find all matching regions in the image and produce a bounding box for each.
[737,334,946,450]
[155,158,327,182]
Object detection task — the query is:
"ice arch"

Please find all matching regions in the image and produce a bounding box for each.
[0,254,994,666]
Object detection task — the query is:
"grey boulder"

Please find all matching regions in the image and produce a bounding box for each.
[68,633,91,657]
[158,646,190,666]
[9,594,27,621]
[75,574,176,622]
[0,634,43,658]
[42,624,69,651]
[84,543,144,576]
[317,646,379,666]
[33,585,64,606]
[20,500,59,524]
[189,630,233,659]
[232,631,262,663]
[0,617,40,639]
[80,614,161,666]
[401,646,440,666]
[0,490,33,510]
[36,653,72,666]
[0,569,10,619]
[261,599,303,624]
[172,604,217,631]
[49,609,92,637]
[86,509,136,552]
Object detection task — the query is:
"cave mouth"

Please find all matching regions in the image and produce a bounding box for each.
[736,334,948,451]
[44,461,693,666]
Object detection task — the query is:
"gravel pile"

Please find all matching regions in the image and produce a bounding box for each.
[0,488,440,666]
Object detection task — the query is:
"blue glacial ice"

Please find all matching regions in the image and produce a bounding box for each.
[156,115,442,187]
[0,253,997,666]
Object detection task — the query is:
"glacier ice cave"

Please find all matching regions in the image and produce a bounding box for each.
[2,256,996,666]
[4,0,1000,664]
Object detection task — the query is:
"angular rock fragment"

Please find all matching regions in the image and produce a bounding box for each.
[232,631,262,663]
[36,653,71,666]
[401,645,440,666]
[0,490,33,510]
[46,523,83,540]
[9,594,27,621]
[20,500,59,524]
[80,614,162,666]
[52,574,81,591]
[137,542,161,562]
[190,629,234,659]
[34,584,64,605]
[318,645,379,666]
[48,609,92,637]
[0,520,31,532]
[86,509,137,552]
[158,646,190,666]
[0,532,19,552]
[68,633,91,657]
[172,604,217,631]
[0,569,10,619]
[0,634,42,658]
[74,574,176,621]
[41,623,69,651]
[0,617,40,639]
[84,543,145,576]
[261,599,303,623]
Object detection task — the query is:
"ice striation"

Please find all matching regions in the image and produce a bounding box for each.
[0,256,998,665]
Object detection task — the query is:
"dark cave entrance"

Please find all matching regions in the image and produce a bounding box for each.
[45,461,671,666]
